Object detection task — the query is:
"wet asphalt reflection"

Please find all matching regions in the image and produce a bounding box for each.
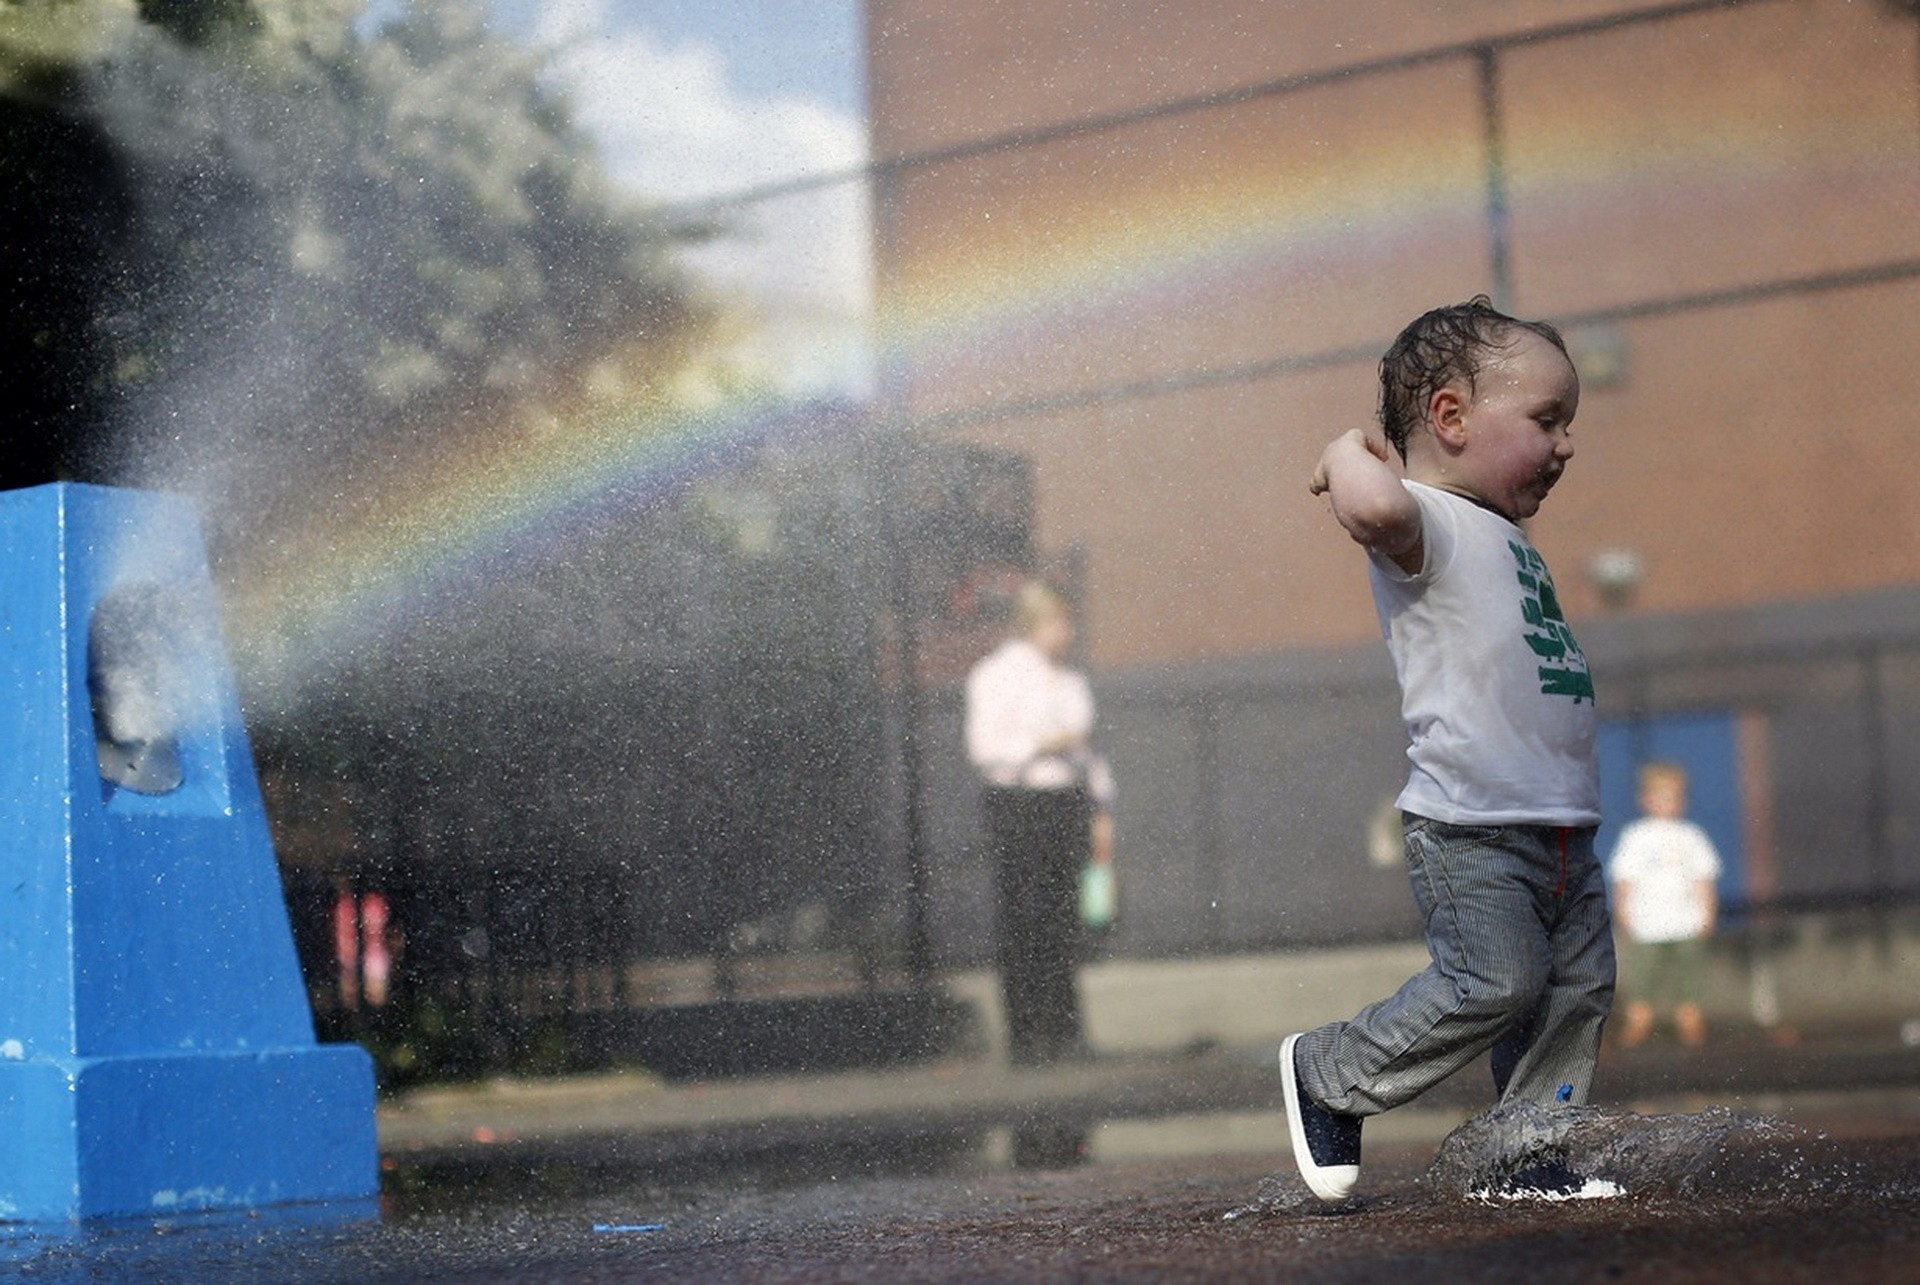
[5,1045,1918,1281]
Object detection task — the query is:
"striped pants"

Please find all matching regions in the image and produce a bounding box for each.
[1295,814,1615,1117]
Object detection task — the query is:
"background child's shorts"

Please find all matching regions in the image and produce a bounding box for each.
[1622,936,1709,1005]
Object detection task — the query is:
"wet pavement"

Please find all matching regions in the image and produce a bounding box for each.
[5,1026,1918,1281]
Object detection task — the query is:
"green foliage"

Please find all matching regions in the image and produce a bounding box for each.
[136,0,259,46]
[0,0,705,502]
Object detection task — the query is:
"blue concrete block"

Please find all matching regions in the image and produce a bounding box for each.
[0,483,376,1222]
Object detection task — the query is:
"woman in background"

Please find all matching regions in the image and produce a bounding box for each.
[964,581,1113,1066]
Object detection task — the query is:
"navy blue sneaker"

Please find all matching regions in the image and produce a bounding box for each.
[1281,1033,1362,1203]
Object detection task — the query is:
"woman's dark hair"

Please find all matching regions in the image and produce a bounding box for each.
[1377,295,1569,460]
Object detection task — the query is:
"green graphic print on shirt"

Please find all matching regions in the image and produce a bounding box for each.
[1509,540,1595,704]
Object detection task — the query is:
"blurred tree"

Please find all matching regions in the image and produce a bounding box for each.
[137,0,261,46]
[0,1,136,485]
[0,0,706,516]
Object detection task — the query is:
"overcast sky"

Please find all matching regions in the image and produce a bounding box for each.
[486,0,867,205]
[489,0,874,395]
[490,0,865,118]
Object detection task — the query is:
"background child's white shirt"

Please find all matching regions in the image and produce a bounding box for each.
[1368,481,1600,827]
[1608,816,1723,942]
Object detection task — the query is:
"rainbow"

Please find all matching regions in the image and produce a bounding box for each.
[883,87,1914,381]
[223,387,861,706]
[217,14,1917,702]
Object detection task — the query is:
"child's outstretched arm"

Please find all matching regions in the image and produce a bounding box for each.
[1309,428,1423,573]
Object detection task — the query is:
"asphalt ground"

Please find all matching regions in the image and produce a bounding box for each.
[7,1025,1918,1281]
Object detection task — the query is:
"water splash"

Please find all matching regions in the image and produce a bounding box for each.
[1423,1100,1788,1203]
[1227,1100,1798,1217]
[1220,1173,1355,1221]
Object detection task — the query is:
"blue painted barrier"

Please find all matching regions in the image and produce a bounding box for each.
[0,483,376,1222]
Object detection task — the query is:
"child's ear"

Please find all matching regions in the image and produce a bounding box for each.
[1428,385,1470,450]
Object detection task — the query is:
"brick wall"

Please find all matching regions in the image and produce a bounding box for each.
[867,0,1920,670]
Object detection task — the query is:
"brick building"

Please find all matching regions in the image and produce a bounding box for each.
[864,0,1920,957]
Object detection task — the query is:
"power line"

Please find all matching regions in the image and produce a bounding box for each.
[663,0,1912,441]
[666,0,1783,217]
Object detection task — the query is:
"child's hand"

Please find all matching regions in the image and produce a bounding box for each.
[1309,428,1390,496]
[1090,810,1115,866]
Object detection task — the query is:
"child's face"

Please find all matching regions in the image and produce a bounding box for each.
[1448,332,1580,522]
[1640,776,1687,819]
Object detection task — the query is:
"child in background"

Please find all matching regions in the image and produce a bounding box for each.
[1289,297,1614,1204]
[1608,761,1722,1049]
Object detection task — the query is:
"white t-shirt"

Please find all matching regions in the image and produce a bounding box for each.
[1608,816,1722,942]
[1369,481,1599,827]
[964,639,1114,803]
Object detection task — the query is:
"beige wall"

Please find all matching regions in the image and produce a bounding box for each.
[868,0,1920,671]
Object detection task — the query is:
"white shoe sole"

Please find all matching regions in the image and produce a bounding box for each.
[1280,1033,1358,1203]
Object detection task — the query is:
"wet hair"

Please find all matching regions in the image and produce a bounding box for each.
[1377,295,1570,460]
